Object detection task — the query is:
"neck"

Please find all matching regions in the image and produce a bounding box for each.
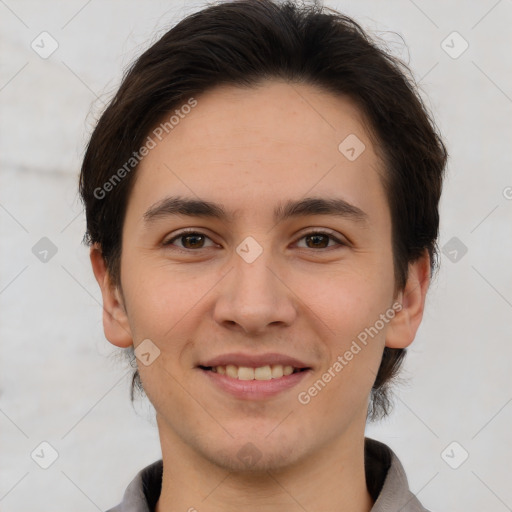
[155,419,374,512]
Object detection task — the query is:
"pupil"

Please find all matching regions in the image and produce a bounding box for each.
[184,234,203,248]
[307,234,328,248]
[181,234,328,249]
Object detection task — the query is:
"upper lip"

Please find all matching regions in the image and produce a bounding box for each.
[199,352,311,369]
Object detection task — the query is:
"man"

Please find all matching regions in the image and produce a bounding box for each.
[80,1,447,510]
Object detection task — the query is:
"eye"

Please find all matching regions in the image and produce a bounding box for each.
[162,229,347,252]
[295,230,346,250]
[162,229,217,250]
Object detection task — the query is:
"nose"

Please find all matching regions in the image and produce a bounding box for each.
[213,248,298,335]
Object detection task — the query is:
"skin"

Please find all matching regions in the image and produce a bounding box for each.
[91,80,430,512]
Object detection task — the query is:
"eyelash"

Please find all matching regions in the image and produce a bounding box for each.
[162,228,347,252]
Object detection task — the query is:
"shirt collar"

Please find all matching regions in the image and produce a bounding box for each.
[106,437,430,512]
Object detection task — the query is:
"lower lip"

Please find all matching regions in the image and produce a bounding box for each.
[199,368,311,400]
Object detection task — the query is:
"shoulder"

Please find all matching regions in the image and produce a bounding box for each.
[365,437,432,512]
[105,459,163,512]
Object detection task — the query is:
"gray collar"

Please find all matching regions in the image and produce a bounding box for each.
[106,437,430,512]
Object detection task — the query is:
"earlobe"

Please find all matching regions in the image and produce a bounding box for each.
[90,244,133,348]
[385,251,431,349]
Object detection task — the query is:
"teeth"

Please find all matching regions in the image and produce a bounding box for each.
[254,365,272,380]
[238,367,255,380]
[283,365,294,376]
[226,364,238,378]
[271,365,283,378]
[211,364,299,380]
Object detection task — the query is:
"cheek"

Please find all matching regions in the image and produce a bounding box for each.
[122,265,219,396]
[300,264,393,397]
[304,263,393,341]
[299,274,390,419]
[122,256,206,339]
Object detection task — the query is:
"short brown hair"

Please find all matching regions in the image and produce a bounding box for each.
[79,0,447,421]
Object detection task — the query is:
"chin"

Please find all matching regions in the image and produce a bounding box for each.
[209,443,303,474]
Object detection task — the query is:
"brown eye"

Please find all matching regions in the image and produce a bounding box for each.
[304,233,330,248]
[296,230,345,250]
[180,233,205,249]
[163,231,216,250]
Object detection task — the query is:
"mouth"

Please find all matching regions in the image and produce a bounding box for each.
[198,364,309,380]
[197,355,312,400]
[197,353,312,399]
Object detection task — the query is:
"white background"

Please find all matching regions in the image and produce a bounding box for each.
[1,1,511,510]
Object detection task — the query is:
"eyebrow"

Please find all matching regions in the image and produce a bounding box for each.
[143,195,369,226]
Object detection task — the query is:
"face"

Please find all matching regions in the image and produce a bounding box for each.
[94,80,426,472]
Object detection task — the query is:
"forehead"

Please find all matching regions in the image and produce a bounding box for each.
[128,80,388,227]
[158,80,374,162]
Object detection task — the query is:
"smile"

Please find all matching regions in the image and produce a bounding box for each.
[198,365,311,400]
[200,364,306,380]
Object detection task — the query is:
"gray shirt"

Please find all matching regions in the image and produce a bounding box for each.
[106,437,431,512]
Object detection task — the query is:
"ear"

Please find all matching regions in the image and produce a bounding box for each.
[90,243,133,348]
[385,250,431,349]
